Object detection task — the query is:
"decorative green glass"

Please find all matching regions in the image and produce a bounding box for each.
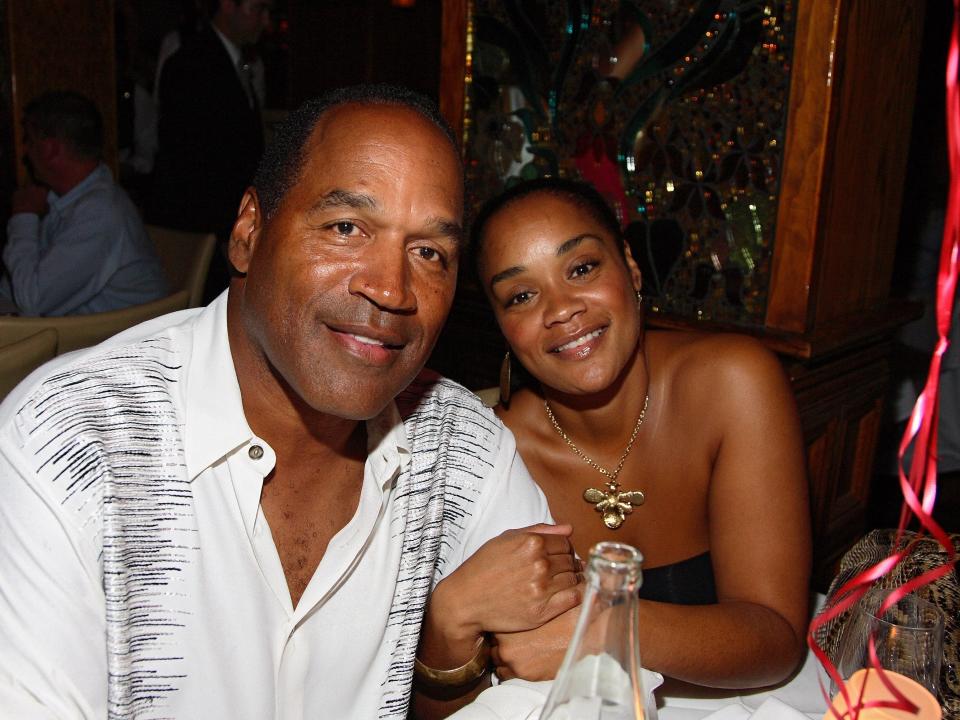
[464,0,796,325]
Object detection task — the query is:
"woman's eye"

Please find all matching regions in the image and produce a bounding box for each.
[571,261,597,278]
[506,290,533,307]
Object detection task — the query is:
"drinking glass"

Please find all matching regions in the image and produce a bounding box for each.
[833,587,945,698]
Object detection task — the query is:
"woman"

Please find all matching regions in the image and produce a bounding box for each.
[468,178,810,689]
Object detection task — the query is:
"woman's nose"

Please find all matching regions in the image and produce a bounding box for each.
[542,287,585,326]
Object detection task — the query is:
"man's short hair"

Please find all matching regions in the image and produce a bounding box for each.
[23,90,104,161]
[252,84,461,221]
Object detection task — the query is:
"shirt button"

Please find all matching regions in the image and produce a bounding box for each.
[248,444,264,460]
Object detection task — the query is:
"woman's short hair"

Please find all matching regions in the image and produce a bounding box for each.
[470,177,625,267]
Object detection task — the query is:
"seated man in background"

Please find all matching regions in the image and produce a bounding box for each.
[0,90,168,316]
[0,84,578,719]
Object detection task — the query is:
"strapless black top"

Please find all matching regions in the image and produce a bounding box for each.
[638,551,717,605]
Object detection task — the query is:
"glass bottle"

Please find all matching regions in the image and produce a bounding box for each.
[540,541,656,720]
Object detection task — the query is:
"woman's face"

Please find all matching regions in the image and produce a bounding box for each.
[477,192,643,397]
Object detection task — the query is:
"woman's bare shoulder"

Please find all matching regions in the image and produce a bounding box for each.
[494,387,546,438]
[648,329,784,385]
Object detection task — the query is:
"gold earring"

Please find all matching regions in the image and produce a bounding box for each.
[499,351,512,406]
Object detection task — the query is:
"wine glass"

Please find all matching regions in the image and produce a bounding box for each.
[833,587,945,698]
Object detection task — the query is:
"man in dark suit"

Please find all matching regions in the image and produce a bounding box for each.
[149,0,271,298]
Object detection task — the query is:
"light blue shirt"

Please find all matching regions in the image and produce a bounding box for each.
[1,163,168,316]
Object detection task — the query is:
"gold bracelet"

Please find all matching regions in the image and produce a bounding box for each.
[413,635,490,688]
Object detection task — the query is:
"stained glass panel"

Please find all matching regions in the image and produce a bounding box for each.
[464,0,796,324]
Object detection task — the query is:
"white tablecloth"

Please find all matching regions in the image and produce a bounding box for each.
[449,596,831,720]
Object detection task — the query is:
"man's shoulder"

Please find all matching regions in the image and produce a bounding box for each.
[397,369,495,424]
[162,28,231,83]
[0,306,200,427]
[396,370,515,465]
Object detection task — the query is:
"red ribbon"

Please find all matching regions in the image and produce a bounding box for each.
[809,2,960,717]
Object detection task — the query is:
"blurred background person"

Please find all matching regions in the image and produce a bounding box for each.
[148,0,271,301]
[0,90,167,317]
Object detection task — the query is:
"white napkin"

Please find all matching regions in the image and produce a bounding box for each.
[700,697,817,720]
[446,668,665,720]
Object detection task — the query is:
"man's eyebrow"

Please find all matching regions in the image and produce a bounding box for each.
[309,189,378,213]
[426,217,465,245]
[307,193,462,242]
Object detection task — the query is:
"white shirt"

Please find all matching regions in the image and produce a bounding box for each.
[0,292,551,719]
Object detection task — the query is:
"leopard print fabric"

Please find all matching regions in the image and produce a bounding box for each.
[813,530,959,719]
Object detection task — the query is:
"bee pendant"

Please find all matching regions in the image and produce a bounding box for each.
[583,484,645,529]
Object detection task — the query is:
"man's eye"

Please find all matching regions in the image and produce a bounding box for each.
[332,221,358,236]
[415,245,447,266]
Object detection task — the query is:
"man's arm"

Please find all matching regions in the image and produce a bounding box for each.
[0,446,107,717]
[411,420,580,719]
[4,187,121,316]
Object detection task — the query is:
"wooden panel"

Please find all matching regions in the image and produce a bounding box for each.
[811,0,924,328]
[789,342,890,588]
[767,0,924,336]
[765,0,839,335]
[4,0,116,183]
[439,0,467,141]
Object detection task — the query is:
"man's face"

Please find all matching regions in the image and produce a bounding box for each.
[21,122,50,186]
[230,103,463,420]
[224,0,271,46]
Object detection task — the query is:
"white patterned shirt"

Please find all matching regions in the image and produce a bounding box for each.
[0,292,550,719]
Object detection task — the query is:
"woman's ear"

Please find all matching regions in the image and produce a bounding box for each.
[623,240,642,293]
[228,189,262,276]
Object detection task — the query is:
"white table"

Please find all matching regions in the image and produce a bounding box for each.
[449,597,831,720]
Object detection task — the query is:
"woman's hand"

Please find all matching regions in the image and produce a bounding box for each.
[490,603,581,681]
[417,523,581,683]
[429,523,582,641]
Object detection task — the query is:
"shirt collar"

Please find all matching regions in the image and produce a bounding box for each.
[183,290,252,479]
[212,24,243,69]
[182,290,412,484]
[47,163,109,212]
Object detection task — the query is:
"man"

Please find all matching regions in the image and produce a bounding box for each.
[0,85,578,718]
[149,0,271,298]
[1,91,168,316]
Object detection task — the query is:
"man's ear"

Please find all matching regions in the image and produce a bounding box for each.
[623,240,642,293]
[229,188,262,276]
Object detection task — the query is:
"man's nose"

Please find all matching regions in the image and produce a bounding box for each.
[348,242,417,313]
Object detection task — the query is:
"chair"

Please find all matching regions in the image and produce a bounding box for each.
[0,289,191,355]
[0,329,58,400]
[145,225,217,308]
[474,387,501,408]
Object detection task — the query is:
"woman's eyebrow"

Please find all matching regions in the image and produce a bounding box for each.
[490,265,524,287]
[556,234,601,256]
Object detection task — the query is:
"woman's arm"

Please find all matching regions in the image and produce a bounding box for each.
[492,336,811,688]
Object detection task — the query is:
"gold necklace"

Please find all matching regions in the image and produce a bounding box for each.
[544,394,649,530]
